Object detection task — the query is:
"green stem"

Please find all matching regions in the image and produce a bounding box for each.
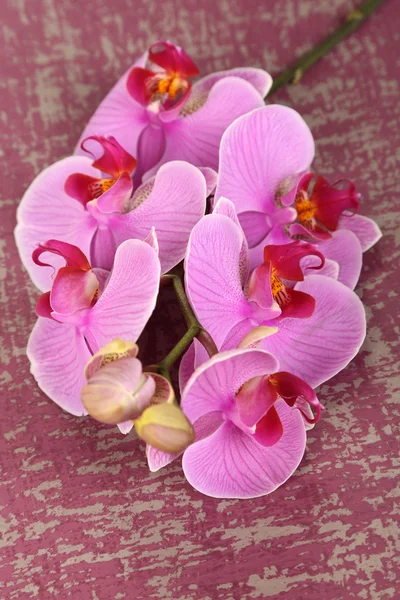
[267,0,385,96]
[158,274,218,373]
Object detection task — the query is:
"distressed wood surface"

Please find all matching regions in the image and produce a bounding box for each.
[0,1,399,598]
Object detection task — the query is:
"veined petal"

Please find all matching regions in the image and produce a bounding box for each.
[113,161,206,273]
[318,229,362,289]
[215,105,315,214]
[15,156,99,291]
[179,338,210,395]
[27,318,91,416]
[212,197,249,285]
[84,240,160,352]
[193,67,272,98]
[338,213,382,252]
[185,214,248,348]
[182,401,305,499]
[90,226,117,271]
[238,211,271,249]
[145,76,265,177]
[301,255,339,280]
[133,123,167,188]
[181,348,279,425]
[197,167,218,197]
[74,54,149,160]
[146,407,222,473]
[261,275,366,387]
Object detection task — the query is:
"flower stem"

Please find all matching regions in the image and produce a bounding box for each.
[267,0,386,96]
[158,274,218,373]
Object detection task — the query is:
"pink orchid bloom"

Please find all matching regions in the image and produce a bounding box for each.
[27,239,160,417]
[180,348,320,498]
[184,204,366,388]
[215,105,382,288]
[74,40,272,184]
[15,135,208,290]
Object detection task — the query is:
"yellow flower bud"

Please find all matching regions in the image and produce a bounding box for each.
[84,339,139,380]
[134,403,194,453]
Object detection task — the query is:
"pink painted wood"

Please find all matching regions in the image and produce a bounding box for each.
[0,1,398,598]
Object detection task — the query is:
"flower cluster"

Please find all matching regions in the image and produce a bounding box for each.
[15,41,381,499]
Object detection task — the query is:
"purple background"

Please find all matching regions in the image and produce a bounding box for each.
[1,1,399,598]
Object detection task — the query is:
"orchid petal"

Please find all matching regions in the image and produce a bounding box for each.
[264,241,324,281]
[185,214,248,348]
[236,375,277,427]
[148,40,199,77]
[94,173,133,214]
[133,123,167,188]
[146,444,179,472]
[81,135,137,177]
[253,405,284,447]
[84,240,160,352]
[15,157,99,291]
[318,230,362,289]
[146,408,221,473]
[212,197,249,285]
[27,319,90,416]
[143,226,159,255]
[113,161,206,273]
[301,256,339,280]
[126,67,158,107]
[193,67,272,98]
[146,76,265,177]
[36,292,52,319]
[74,54,148,159]
[247,263,277,311]
[238,211,271,249]
[215,105,315,214]
[90,226,117,271]
[182,401,305,499]
[237,325,278,349]
[118,421,134,435]
[197,167,218,197]
[64,173,99,207]
[311,176,360,231]
[32,239,91,271]
[50,267,99,315]
[261,275,366,387]
[181,348,279,425]
[179,338,210,394]
[338,214,382,252]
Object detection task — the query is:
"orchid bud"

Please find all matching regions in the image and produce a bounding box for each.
[81,357,155,424]
[134,403,194,453]
[84,338,139,380]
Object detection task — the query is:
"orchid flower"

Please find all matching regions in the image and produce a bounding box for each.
[165,348,320,498]
[74,40,272,183]
[214,105,382,287]
[27,239,160,417]
[15,135,208,290]
[184,202,366,388]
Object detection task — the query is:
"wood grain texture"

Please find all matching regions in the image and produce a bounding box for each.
[0,1,399,598]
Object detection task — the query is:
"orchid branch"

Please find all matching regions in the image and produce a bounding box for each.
[158,274,218,373]
[267,0,385,96]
